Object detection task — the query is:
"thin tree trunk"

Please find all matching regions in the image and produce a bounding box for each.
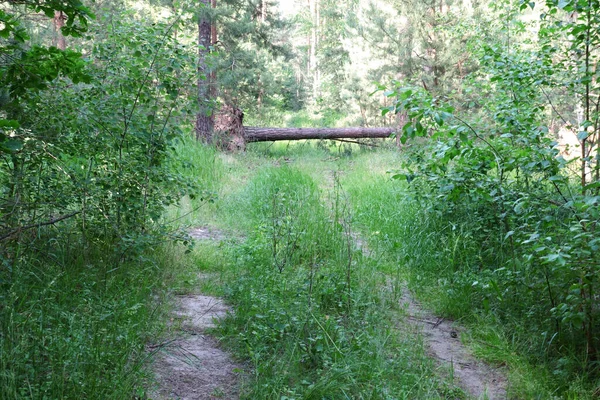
[209,0,218,99]
[195,0,214,142]
[307,0,312,76]
[310,0,318,99]
[53,11,66,50]
[211,0,218,44]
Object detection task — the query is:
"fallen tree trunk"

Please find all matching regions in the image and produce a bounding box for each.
[245,127,395,142]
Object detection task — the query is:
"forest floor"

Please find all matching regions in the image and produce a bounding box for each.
[151,227,507,399]
[355,237,507,399]
[398,290,507,398]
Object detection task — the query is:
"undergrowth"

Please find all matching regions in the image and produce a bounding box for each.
[0,238,170,399]
[0,136,222,399]
[344,150,599,399]
[211,161,464,399]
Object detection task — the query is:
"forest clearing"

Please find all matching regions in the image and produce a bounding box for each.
[2,0,600,399]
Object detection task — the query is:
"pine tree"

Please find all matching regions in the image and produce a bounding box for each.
[195,0,215,142]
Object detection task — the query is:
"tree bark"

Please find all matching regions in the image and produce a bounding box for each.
[261,0,267,23]
[310,0,318,100]
[209,0,218,99]
[53,11,66,50]
[195,0,214,142]
[245,127,395,142]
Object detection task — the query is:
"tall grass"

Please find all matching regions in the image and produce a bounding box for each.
[342,151,597,398]
[164,133,224,226]
[212,163,463,399]
[0,136,222,399]
[0,238,167,399]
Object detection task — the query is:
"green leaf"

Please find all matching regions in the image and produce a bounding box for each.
[0,119,19,129]
[415,121,425,135]
[577,131,589,141]
[2,139,23,151]
[583,181,600,191]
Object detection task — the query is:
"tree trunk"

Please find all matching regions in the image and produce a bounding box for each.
[195,0,214,142]
[53,11,66,50]
[209,0,218,99]
[310,0,318,100]
[245,127,394,142]
[261,0,267,23]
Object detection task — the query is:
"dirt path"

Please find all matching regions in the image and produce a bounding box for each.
[150,228,242,400]
[351,230,507,399]
[399,291,507,399]
[157,184,506,398]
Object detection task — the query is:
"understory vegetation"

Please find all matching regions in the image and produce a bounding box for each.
[358,1,600,396]
[178,138,600,398]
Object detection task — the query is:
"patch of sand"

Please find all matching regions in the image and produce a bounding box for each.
[352,229,507,399]
[400,291,507,399]
[150,295,241,400]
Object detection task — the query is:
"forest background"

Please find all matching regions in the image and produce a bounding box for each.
[2,0,600,398]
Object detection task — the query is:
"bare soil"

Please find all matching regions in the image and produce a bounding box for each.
[156,213,507,399]
[399,290,508,399]
[150,295,242,400]
[188,227,229,242]
[150,227,242,400]
[352,232,507,399]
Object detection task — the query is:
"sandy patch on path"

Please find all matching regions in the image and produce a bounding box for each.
[188,227,228,242]
[150,226,243,399]
[351,231,507,398]
[399,291,507,399]
[150,295,241,400]
[188,226,245,244]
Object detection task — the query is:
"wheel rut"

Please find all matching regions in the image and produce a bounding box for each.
[399,290,507,399]
[353,230,508,399]
[150,227,242,400]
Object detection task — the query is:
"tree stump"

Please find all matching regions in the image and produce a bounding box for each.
[213,104,246,151]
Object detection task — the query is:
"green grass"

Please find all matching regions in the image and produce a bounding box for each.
[7,134,595,399]
[0,240,170,399]
[177,145,466,399]
[340,149,600,399]
[0,135,223,399]
[164,134,224,226]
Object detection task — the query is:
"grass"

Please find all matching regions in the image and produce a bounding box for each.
[152,139,467,398]
[0,239,169,399]
[0,134,223,399]
[6,135,595,398]
[207,159,462,399]
[340,148,600,399]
